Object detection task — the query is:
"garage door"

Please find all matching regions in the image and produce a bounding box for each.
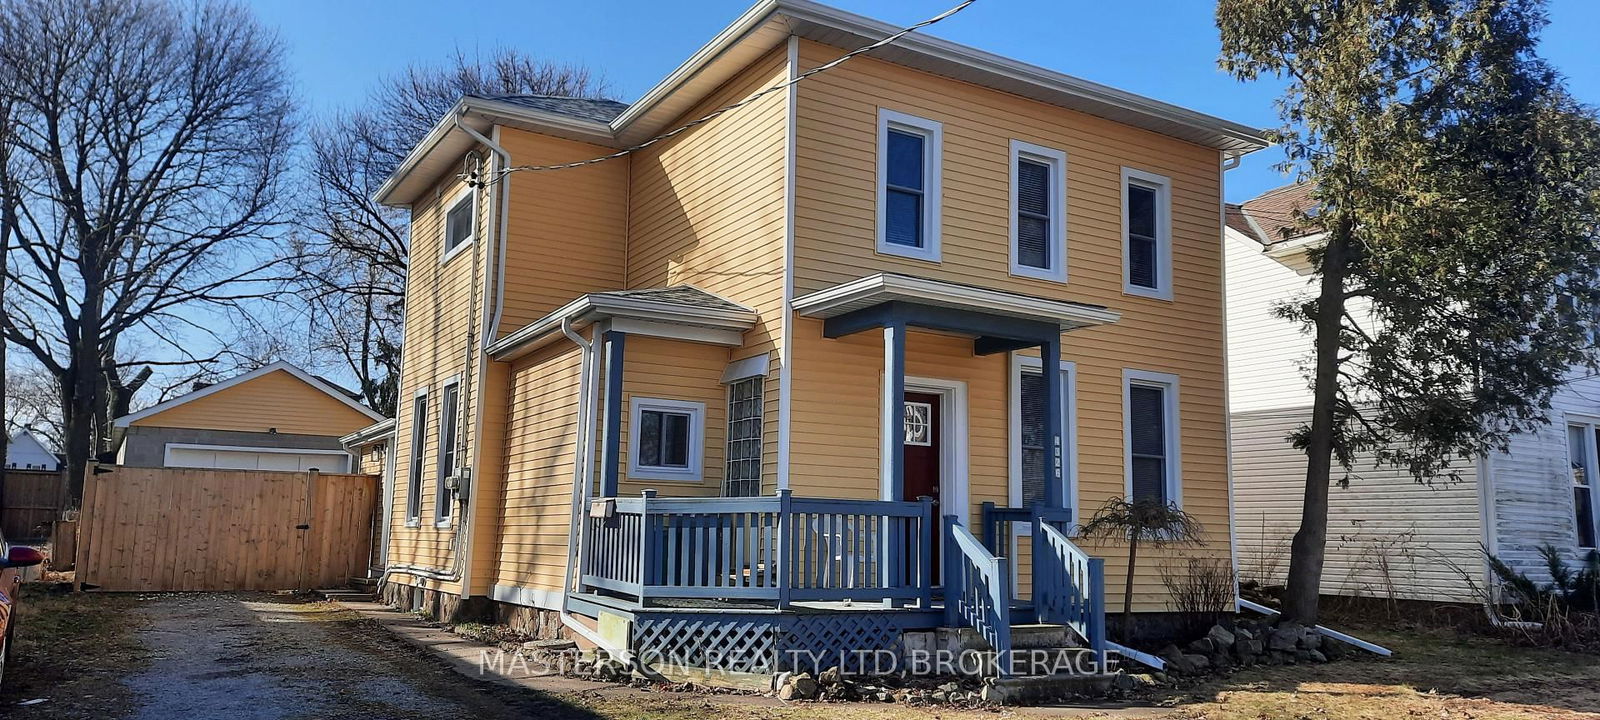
[164,446,350,473]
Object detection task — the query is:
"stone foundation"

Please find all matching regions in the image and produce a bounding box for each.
[376,578,567,639]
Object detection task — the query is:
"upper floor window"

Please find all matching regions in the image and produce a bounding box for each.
[877,109,942,262]
[442,188,475,262]
[1122,168,1172,299]
[1009,140,1068,282]
[629,397,706,482]
[1569,421,1599,549]
[1124,369,1181,507]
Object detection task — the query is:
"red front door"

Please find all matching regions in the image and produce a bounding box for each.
[903,392,941,581]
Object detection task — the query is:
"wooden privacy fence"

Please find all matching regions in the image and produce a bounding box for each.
[1,470,69,540]
[75,467,377,592]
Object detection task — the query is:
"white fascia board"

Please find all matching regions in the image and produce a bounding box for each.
[487,293,758,361]
[791,273,1121,331]
[341,418,398,448]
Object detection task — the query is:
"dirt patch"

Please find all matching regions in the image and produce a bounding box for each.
[3,583,148,718]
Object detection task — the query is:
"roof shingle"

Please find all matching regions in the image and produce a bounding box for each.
[469,94,629,124]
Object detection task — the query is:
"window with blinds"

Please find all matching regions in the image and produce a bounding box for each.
[723,377,763,497]
[1127,184,1159,289]
[1128,381,1170,505]
[1016,159,1051,269]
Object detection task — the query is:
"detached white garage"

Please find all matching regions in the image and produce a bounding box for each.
[163,444,352,473]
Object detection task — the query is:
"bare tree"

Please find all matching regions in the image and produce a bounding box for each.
[292,49,610,416]
[0,0,296,498]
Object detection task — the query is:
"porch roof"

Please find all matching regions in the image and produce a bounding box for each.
[487,286,757,361]
[791,273,1120,333]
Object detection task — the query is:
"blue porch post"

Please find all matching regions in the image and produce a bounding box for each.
[1040,338,1065,512]
[600,330,626,498]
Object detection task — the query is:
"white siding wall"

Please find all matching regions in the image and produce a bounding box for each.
[1224,228,1317,413]
[1488,371,1600,584]
[1232,408,1484,602]
[1225,226,1485,602]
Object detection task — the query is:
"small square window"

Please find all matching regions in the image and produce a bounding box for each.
[629,398,706,482]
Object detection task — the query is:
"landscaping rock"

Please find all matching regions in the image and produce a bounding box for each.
[1322,638,1349,660]
[778,672,819,701]
[1207,624,1236,650]
[1268,625,1302,652]
[1187,636,1215,654]
[1308,649,1328,663]
[819,666,843,686]
[980,684,1012,705]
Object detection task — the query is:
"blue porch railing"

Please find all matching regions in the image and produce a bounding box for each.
[979,503,1107,669]
[942,516,1013,675]
[581,489,936,607]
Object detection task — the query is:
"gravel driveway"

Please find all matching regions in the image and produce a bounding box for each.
[114,593,598,720]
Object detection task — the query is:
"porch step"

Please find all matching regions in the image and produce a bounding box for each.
[348,576,379,590]
[988,672,1115,705]
[936,624,1080,653]
[315,588,377,604]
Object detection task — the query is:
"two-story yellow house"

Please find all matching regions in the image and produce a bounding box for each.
[372,0,1266,684]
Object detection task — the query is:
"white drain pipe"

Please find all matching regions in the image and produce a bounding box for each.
[557,318,622,656]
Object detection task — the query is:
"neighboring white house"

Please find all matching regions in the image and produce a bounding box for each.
[1226,183,1600,602]
[4,429,61,471]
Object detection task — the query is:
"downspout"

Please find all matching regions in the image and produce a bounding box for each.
[558,318,617,653]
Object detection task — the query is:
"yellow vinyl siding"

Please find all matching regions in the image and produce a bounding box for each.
[788,40,1232,612]
[626,47,790,490]
[129,369,373,437]
[496,129,629,338]
[386,166,489,594]
[495,341,584,593]
[616,337,729,498]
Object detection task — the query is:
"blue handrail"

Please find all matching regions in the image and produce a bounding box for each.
[943,515,1013,675]
[1033,518,1106,670]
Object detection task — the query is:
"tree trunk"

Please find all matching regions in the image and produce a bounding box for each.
[1122,534,1139,642]
[1282,224,1351,624]
[62,283,105,506]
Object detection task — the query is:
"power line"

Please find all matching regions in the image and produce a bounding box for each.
[470,0,977,185]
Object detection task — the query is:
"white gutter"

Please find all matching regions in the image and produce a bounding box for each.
[1236,597,1393,656]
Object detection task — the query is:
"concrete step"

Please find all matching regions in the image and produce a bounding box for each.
[315,588,377,604]
[988,672,1115,705]
[936,624,1081,652]
[348,576,379,589]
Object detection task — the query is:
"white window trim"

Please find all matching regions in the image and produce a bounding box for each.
[434,375,461,527]
[1121,167,1173,300]
[1565,413,1600,549]
[405,386,429,527]
[876,108,942,263]
[1008,140,1069,283]
[440,186,477,265]
[1008,355,1078,528]
[628,397,707,482]
[1123,368,1183,508]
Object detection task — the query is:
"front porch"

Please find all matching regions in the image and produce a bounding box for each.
[575,490,1108,675]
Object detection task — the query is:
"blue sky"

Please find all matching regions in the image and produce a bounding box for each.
[246,0,1600,202]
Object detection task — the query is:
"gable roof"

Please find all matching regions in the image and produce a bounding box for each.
[113,361,384,428]
[376,0,1271,207]
[1230,182,1320,247]
[5,429,61,470]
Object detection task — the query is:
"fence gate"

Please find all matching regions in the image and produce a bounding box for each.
[74,466,377,592]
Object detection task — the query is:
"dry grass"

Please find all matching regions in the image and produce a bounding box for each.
[2,583,149,718]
